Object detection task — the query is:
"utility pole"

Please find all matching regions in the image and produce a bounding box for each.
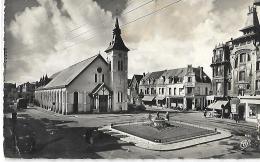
[4,48,7,82]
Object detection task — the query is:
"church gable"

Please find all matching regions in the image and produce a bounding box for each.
[67,55,110,93]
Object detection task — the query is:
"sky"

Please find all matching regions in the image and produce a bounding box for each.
[4,0,255,84]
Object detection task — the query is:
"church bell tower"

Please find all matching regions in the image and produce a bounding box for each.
[105,18,129,112]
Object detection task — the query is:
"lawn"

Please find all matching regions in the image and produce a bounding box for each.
[112,122,216,143]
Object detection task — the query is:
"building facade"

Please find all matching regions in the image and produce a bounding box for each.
[210,2,260,123]
[35,18,129,114]
[139,65,211,110]
[128,74,143,104]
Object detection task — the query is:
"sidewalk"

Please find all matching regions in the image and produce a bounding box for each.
[206,116,256,128]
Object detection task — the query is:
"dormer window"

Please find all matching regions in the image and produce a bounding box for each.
[174,76,178,83]
[169,77,173,83]
[188,77,192,82]
[162,76,166,83]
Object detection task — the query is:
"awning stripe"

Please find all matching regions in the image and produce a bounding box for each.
[142,96,155,101]
[208,101,228,110]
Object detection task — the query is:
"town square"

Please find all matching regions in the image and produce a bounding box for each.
[2,0,260,160]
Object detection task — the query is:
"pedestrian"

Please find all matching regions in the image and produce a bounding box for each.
[235,114,239,123]
[156,112,160,119]
[203,109,207,118]
[148,113,152,121]
[165,111,169,121]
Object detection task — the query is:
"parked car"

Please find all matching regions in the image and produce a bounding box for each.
[16,98,28,109]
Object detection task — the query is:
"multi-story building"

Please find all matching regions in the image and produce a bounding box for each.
[128,74,143,104]
[210,43,232,97]
[211,5,260,98]
[139,70,166,106]
[210,2,260,123]
[139,65,211,110]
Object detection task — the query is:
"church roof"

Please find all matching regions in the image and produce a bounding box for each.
[105,18,129,53]
[41,54,107,90]
[49,71,61,79]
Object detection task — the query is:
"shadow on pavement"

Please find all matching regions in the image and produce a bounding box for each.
[3,111,133,159]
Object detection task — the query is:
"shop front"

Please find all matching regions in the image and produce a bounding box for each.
[207,100,230,118]
[142,96,156,106]
[238,96,260,123]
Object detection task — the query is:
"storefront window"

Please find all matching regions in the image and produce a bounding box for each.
[249,104,257,118]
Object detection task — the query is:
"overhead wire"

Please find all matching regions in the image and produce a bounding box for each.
[7,0,183,59]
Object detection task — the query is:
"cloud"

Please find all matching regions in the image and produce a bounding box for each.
[5,0,252,84]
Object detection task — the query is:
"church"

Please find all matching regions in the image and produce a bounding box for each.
[35,18,129,114]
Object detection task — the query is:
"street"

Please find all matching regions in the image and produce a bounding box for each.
[3,107,260,159]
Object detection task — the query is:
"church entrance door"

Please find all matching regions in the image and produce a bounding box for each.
[99,95,108,113]
[73,92,78,113]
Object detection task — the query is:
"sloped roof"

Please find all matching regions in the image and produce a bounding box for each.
[134,75,143,83]
[89,83,112,96]
[142,67,211,84]
[49,71,61,79]
[162,68,187,79]
[143,70,166,81]
[193,68,211,83]
[43,54,107,89]
[129,74,143,87]
[240,6,260,32]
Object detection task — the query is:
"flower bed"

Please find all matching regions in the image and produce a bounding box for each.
[112,122,216,143]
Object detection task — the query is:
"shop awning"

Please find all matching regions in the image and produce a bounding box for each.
[142,96,155,101]
[208,101,228,110]
[156,96,165,100]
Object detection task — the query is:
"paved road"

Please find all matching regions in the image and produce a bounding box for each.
[3,107,260,159]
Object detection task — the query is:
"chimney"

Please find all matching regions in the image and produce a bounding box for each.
[187,64,192,73]
[200,67,203,79]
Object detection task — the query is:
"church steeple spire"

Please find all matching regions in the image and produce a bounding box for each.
[105,17,129,53]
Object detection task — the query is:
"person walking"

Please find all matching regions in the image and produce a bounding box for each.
[156,112,160,119]
[165,111,170,121]
[235,114,239,123]
[203,109,207,118]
